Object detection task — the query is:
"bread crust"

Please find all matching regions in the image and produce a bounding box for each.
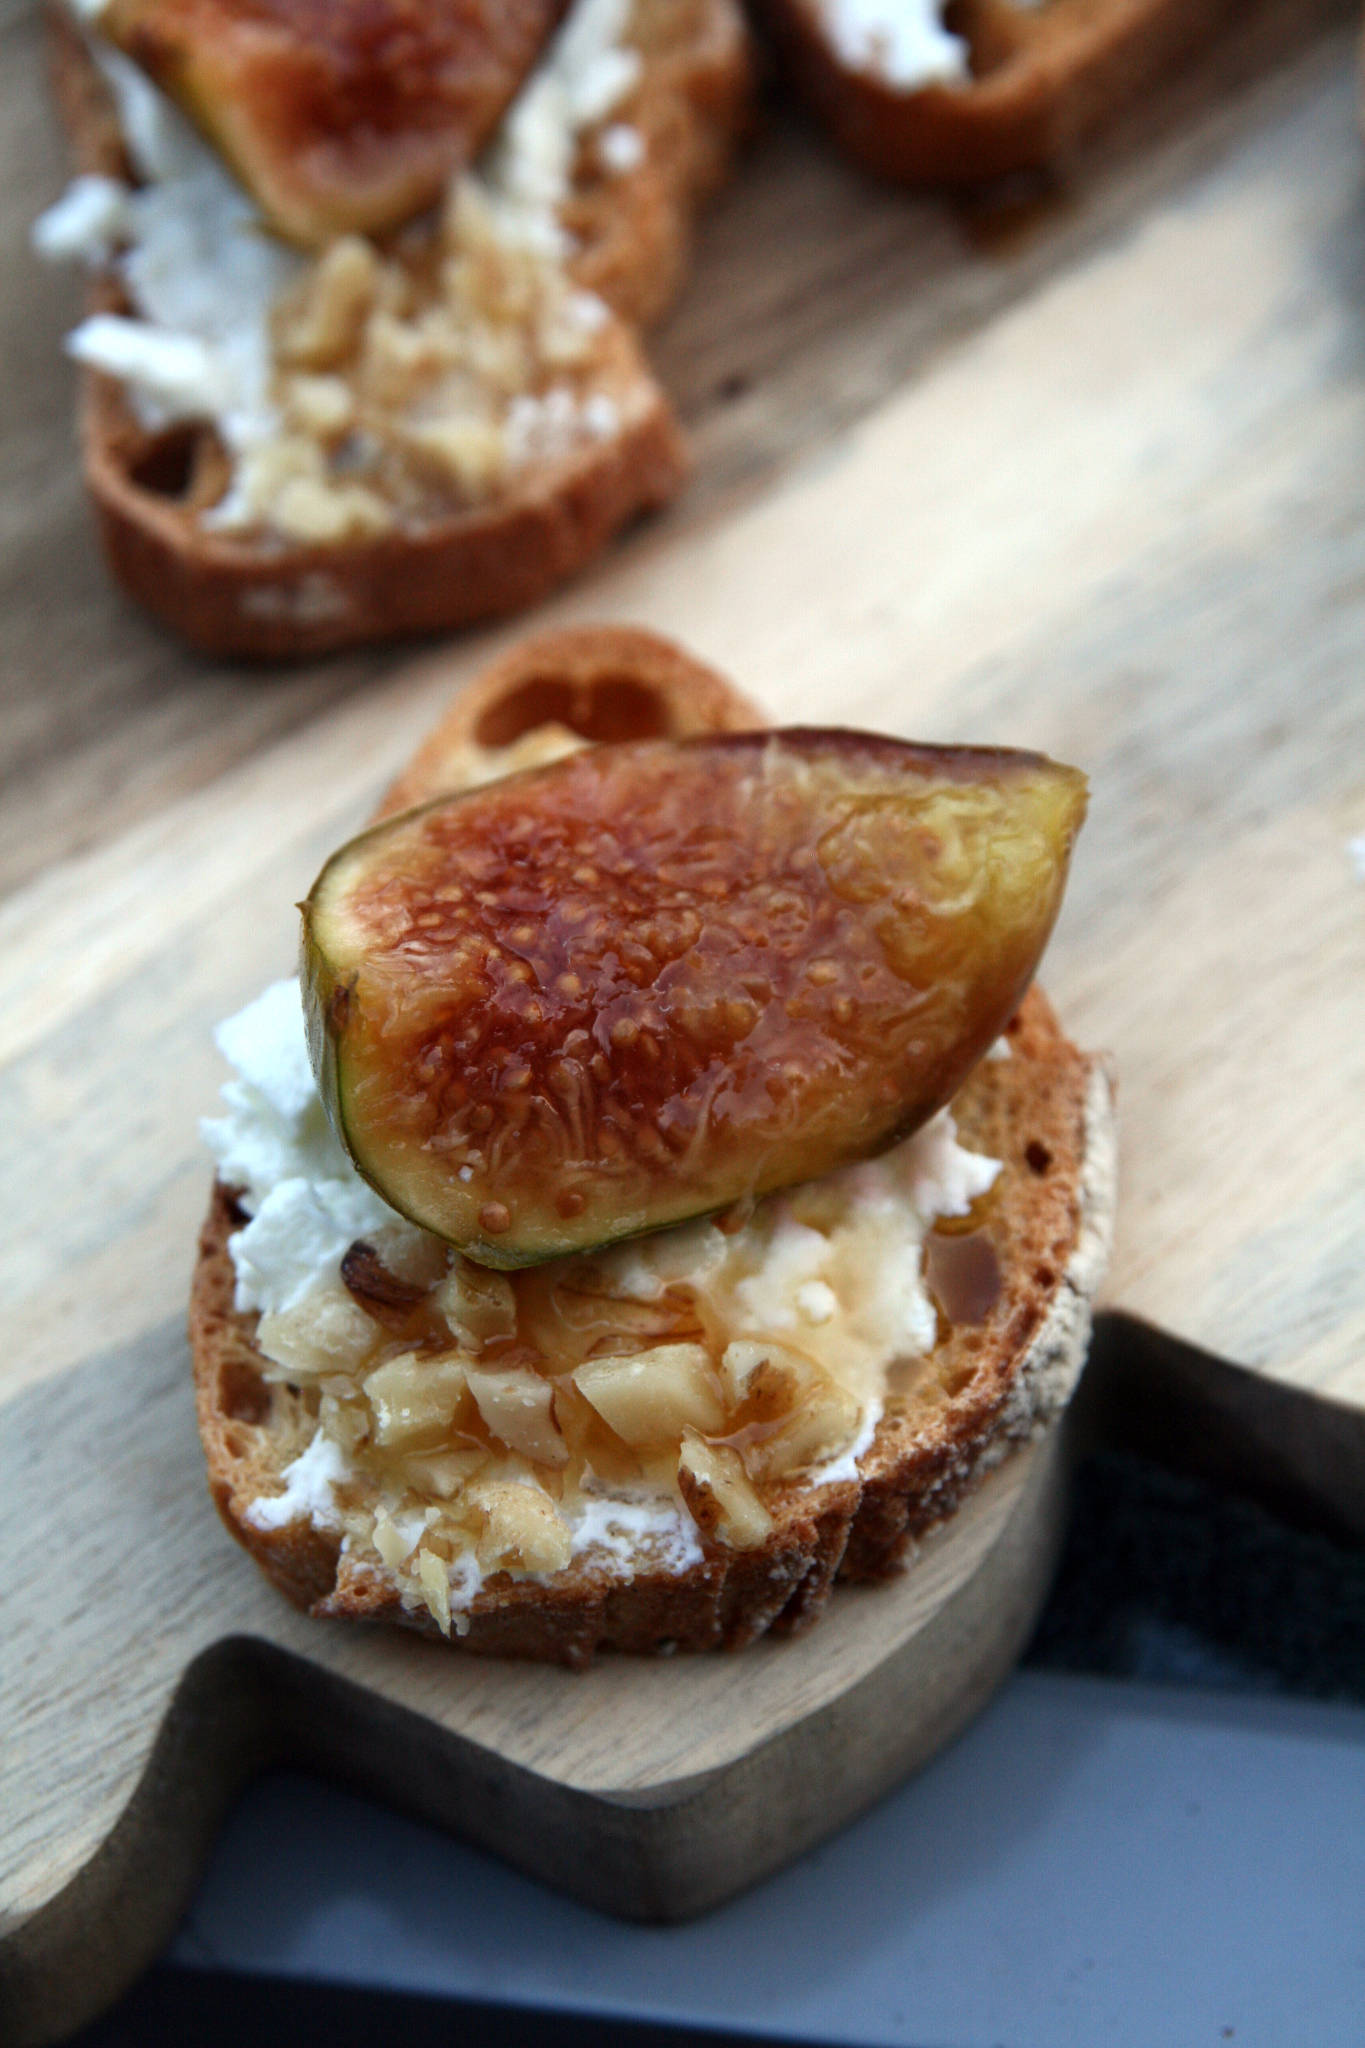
[566,0,753,329]
[47,1,751,658]
[189,626,1116,1664]
[755,0,1244,185]
[375,622,763,816]
[82,355,687,660]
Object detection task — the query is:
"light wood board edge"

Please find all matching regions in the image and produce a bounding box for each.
[6,1312,1365,2048]
[0,1424,1068,2047]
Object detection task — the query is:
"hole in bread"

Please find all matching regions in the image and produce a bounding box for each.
[129,425,202,500]
[475,675,671,749]
[1034,1263,1055,1290]
[946,0,1032,78]
[222,1364,270,1424]
[940,1361,977,1397]
[1010,1301,1042,1348]
[1025,1140,1052,1175]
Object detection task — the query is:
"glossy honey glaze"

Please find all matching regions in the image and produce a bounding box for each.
[104,0,566,240]
[307,731,1084,1261]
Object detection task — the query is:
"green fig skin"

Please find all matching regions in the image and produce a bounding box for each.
[301,730,1087,1268]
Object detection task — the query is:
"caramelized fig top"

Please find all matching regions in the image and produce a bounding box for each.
[303,731,1087,1265]
[100,0,569,243]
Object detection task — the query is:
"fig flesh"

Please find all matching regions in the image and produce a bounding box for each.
[98,0,568,245]
[302,732,1086,1267]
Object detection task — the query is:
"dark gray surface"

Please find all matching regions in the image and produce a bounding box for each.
[164,1667,1365,2048]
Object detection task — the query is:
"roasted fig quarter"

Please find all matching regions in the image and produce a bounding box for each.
[98,0,568,244]
[302,731,1087,1266]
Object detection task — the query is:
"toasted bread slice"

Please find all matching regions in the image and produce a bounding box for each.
[565,0,752,327]
[755,0,1243,185]
[81,339,686,659]
[190,626,1116,1664]
[45,2,749,657]
[375,621,762,815]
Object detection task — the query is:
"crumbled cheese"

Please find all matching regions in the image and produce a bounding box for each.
[202,977,429,1312]
[901,1106,1003,1217]
[215,968,1001,1618]
[819,0,967,89]
[59,136,300,444]
[599,122,645,173]
[567,290,610,333]
[567,1490,705,1576]
[444,1551,484,1632]
[202,980,352,1211]
[482,0,642,252]
[91,42,206,183]
[228,1175,402,1317]
[215,979,319,1124]
[596,1108,1000,1418]
[200,1074,347,1226]
[31,174,129,264]
[41,0,645,539]
[582,391,622,440]
[244,1429,350,1532]
[796,1279,838,1325]
[67,315,232,421]
[505,385,618,467]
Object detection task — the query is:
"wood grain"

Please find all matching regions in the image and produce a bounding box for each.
[1,0,1348,892]
[4,15,1360,1408]
[3,6,1365,2044]
[0,1320,1073,2039]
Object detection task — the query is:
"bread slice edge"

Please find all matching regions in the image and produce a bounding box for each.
[188,625,1116,1663]
[757,0,1245,185]
[46,2,749,657]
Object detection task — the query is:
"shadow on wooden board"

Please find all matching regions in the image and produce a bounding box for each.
[5,1313,1364,2048]
[1082,1313,1365,1549]
[68,1969,823,2048]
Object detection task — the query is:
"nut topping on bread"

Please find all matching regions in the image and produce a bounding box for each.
[191,627,1116,1662]
[36,0,1254,652]
[36,0,749,652]
[301,731,1086,1265]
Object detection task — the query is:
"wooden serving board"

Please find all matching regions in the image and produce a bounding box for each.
[4,4,1365,2042]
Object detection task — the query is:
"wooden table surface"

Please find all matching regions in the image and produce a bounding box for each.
[4,0,1361,1410]
[3,0,1364,2036]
